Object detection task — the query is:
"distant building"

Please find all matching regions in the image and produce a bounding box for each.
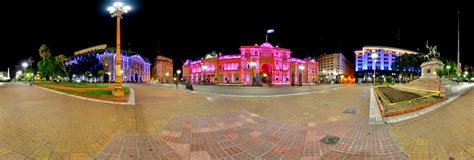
[151,55,173,82]
[0,68,10,81]
[66,45,151,82]
[354,46,418,82]
[317,53,354,82]
[182,42,318,85]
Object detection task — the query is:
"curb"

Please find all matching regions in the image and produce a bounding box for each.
[33,85,136,105]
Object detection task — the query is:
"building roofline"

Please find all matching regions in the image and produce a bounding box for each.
[360,46,418,53]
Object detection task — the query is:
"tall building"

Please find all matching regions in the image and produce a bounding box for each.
[182,42,318,85]
[66,45,151,82]
[151,55,173,82]
[354,46,417,82]
[317,53,354,82]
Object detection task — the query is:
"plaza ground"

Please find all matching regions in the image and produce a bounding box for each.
[0,82,472,159]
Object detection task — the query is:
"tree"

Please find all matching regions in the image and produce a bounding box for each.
[437,59,457,80]
[55,54,69,80]
[38,58,63,80]
[376,76,385,84]
[392,54,423,82]
[97,70,105,83]
[36,44,63,81]
[39,44,52,60]
[386,76,394,84]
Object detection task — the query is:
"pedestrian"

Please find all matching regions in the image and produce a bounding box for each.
[175,81,179,90]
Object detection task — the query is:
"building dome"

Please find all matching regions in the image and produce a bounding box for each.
[260,42,274,48]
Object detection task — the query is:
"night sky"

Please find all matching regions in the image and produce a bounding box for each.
[1,1,470,73]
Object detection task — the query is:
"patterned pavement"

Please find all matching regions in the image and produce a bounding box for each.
[12,82,474,159]
[388,89,474,159]
[98,111,406,159]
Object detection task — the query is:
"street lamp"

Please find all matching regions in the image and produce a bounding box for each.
[371,53,378,84]
[176,69,181,82]
[108,1,131,97]
[298,65,305,86]
[21,62,28,82]
[201,65,208,83]
[249,62,257,85]
[22,62,28,69]
[446,65,451,80]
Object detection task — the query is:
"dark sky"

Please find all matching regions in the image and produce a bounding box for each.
[1,1,470,72]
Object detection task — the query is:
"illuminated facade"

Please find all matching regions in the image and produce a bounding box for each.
[182,43,318,85]
[354,46,418,81]
[317,53,354,82]
[152,55,173,82]
[67,48,151,82]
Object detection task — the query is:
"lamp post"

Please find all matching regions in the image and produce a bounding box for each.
[249,62,257,85]
[177,69,181,82]
[298,65,305,86]
[21,62,28,82]
[446,65,451,80]
[371,53,378,85]
[201,65,208,83]
[463,71,468,81]
[108,2,131,97]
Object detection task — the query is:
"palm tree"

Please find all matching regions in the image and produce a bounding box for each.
[38,44,52,60]
[55,54,69,81]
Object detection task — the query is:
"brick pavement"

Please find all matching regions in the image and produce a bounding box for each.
[388,89,474,159]
[98,111,406,159]
[1,82,411,159]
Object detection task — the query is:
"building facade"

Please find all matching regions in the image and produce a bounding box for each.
[317,53,354,83]
[151,55,173,82]
[354,46,417,82]
[182,43,318,85]
[67,47,151,83]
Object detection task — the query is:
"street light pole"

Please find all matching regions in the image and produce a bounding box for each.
[21,62,28,83]
[446,65,451,80]
[108,2,131,97]
[298,65,305,86]
[371,53,378,85]
[177,69,181,82]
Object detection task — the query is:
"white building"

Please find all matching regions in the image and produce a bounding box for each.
[317,53,354,82]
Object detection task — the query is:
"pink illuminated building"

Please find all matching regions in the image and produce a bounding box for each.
[182,43,319,85]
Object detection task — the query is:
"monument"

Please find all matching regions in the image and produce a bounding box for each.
[420,44,444,79]
[404,43,445,96]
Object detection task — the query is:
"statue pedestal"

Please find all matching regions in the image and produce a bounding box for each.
[420,60,444,79]
[404,60,445,96]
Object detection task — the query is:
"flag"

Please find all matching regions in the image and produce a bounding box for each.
[267,29,274,33]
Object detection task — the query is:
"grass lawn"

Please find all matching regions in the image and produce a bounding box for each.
[38,81,110,88]
[375,86,442,114]
[35,81,130,102]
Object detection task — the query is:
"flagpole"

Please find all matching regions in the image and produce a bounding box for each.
[457,11,460,74]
